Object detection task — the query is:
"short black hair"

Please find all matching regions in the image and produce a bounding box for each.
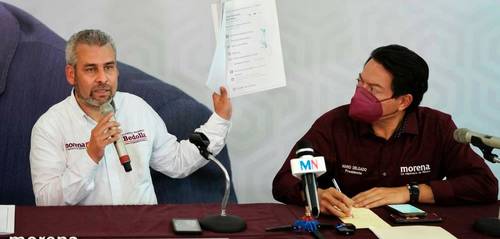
[366,44,429,112]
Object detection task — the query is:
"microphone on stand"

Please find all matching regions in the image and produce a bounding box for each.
[453,128,500,236]
[100,100,132,172]
[454,128,500,149]
[189,132,246,233]
[290,140,326,218]
[454,128,500,163]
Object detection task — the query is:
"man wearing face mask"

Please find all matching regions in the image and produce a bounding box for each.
[30,29,232,206]
[272,44,498,217]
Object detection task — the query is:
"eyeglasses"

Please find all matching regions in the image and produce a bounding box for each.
[355,73,394,101]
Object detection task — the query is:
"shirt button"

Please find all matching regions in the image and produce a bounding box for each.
[382,172,387,176]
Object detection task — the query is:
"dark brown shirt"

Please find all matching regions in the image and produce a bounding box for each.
[273,105,498,205]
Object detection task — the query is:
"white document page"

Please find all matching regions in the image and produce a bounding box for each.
[207,0,286,97]
[371,225,457,239]
[340,207,391,229]
[0,205,15,235]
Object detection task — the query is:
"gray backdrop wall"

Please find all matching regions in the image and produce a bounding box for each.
[5,0,499,203]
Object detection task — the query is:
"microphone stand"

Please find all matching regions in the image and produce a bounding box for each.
[469,137,500,236]
[471,136,500,163]
[199,154,246,233]
[189,132,246,233]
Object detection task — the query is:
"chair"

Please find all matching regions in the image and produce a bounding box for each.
[0,1,236,205]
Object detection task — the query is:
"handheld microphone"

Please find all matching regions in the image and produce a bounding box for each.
[290,140,326,218]
[100,101,132,172]
[454,128,500,149]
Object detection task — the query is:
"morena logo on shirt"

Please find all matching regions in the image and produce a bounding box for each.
[65,142,88,151]
[400,164,431,176]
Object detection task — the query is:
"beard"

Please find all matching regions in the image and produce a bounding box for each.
[74,75,115,108]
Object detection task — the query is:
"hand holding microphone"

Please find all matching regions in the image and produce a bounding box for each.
[86,101,132,172]
[86,112,121,162]
[99,101,132,172]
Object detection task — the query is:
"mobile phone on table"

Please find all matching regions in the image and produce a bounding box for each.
[390,212,443,224]
[171,218,202,235]
[387,204,427,217]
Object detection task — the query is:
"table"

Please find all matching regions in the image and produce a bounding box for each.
[5,202,500,238]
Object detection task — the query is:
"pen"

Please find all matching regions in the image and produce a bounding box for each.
[332,178,342,193]
[332,178,354,218]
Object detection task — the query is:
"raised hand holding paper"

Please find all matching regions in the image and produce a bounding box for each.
[207,0,286,97]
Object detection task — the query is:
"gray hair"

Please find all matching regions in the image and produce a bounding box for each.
[65,29,117,66]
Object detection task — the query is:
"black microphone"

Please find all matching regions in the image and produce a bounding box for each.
[454,128,500,149]
[290,140,326,218]
[188,131,210,160]
[100,101,132,172]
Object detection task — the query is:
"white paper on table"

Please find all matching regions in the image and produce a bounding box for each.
[207,0,286,97]
[370,225,457,239]
[0,205,15,235]
[340,207,391,229]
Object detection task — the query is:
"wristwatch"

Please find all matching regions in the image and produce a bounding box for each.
[408,182,419,204]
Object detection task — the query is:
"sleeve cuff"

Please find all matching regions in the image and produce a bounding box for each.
[196,113,231,155]
[429,180,454,204]
[210,112,231,126]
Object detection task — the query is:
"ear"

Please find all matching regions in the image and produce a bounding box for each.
[65,64,76,86]
[398,94,413,111]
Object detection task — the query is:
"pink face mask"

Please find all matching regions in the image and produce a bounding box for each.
[348,86,393,123]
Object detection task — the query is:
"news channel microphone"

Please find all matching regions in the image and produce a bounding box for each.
[100,101,132,172]
[188,132,246,233]
[454,128,500,163]
[290,140,326,218]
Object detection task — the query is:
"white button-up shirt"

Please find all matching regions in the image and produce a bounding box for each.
[30,91,230,206]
